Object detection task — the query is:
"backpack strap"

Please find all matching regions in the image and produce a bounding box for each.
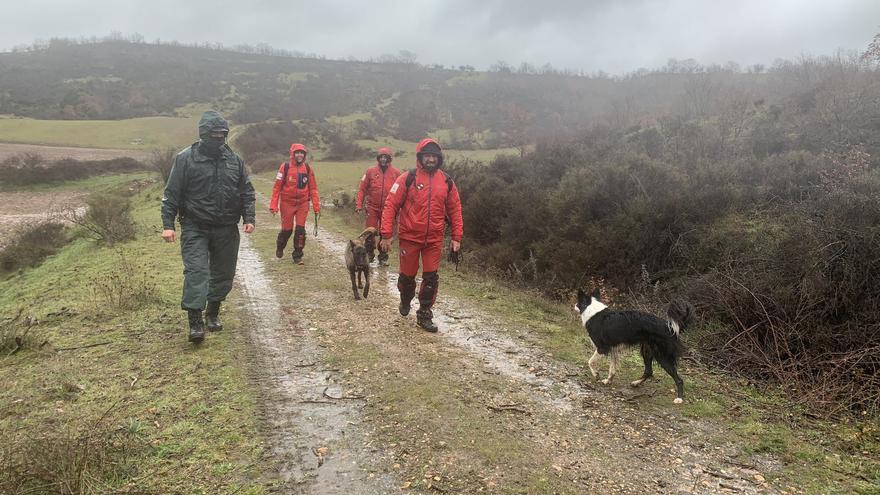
[282,161,290,186]
[282,161,311,187]
[405,169,454,192]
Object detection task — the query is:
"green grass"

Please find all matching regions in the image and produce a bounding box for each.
[0,171,151,193]
[0,179,268,493]
[0,104,217,150]
[354,136,518,164]
[327,112,374,125]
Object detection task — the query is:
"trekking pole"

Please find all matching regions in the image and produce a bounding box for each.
[313,211,319,237]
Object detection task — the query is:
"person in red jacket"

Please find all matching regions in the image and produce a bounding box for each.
[379,138,463,332]
[270,143,320,264]
[356,147,402,266]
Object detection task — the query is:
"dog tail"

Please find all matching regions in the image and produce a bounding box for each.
[666,299,694,336]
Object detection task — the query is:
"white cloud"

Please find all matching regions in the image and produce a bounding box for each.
[0,0,876,74]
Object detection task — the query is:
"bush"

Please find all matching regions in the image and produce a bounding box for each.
[234,121,318,162]
[452,128,880,416]
[88,251,160,312]
[0,406,145,494]
[63,192,136,246]
[0,310,40,355]
[150,148,177,184]
[0,222,69,272]
[0,153,147,187]
[248,156,283,174]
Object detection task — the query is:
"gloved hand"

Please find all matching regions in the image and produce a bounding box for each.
[448,246,462,265]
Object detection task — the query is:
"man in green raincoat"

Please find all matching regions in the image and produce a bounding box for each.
[161,110,256,343]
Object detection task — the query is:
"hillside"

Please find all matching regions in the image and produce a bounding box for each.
[0,39,807,148]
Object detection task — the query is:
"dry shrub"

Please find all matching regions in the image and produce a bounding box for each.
[0,222,69,272]
[0,153,146,186]
[63,192,136,246]
[0,405,145,494]
[149,148,177,184]
[0,310,40,355]
[89,251,159,312]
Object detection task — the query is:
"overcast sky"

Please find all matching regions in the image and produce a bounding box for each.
[1,0,876,74]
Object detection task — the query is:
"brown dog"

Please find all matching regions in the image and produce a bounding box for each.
[345,227,377,300]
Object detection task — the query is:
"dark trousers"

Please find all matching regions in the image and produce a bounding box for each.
[180,221,240,311]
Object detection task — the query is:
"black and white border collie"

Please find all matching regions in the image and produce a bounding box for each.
[575,288,694,404]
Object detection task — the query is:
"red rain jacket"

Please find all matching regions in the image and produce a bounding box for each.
[270,143,320,213]
[380,138,463,244]
[356,149,402,213]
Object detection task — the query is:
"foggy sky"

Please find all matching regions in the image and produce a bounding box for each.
[1,0,876,74]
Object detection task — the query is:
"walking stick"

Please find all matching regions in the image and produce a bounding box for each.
[313,211,319,237]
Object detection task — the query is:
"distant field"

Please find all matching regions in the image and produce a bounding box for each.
[0,114,200,150]
[0,142,152,162]
[355,136,517,164]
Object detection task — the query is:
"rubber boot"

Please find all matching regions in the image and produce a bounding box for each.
[205,301,223,332]
[398,274,416,316]
[292,226,306,264]
[188,310,205,343]
[416,309,438,333]
[276,230,292,259]
[416,271,439,332]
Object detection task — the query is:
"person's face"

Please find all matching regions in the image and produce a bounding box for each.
[294,150,306,163]
[378,155,390,166]
[207,131,227,142]
[420,153,439,170]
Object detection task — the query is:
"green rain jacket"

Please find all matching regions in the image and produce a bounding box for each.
[161,111,256,230]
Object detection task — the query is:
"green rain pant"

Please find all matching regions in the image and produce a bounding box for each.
[180,221,240,311]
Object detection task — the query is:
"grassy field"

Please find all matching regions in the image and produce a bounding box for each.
[0,104,217,151]
[261,156,880,495]
[0,179,268,493]
[354,137,518,165]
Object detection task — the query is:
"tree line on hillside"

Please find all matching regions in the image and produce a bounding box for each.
[447,44,880,415]
[2,38,876,152]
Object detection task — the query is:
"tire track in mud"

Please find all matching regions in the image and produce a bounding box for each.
[311,225,781,494]
[234,232,397,494]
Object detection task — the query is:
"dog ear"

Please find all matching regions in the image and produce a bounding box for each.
[591,287,602,301]
[349,240,355,248]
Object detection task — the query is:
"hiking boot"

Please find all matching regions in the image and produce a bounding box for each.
[205,301,223,332]
[292,249,303,265]
[397,273,416,316]
[276,230,292,259]
[399,300,411,316]
[187,310,205,343]
[416,310,438,333]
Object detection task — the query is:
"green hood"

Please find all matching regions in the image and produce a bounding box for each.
[198,110,229,138]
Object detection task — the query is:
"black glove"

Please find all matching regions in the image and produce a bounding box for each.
[448,248,461,265]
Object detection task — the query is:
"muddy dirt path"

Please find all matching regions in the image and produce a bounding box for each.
[309,226,783,494]
[233,229,397,494]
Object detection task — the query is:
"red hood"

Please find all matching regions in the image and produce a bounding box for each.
[289,143,308,159]
[415,138,443,171]
[377,146,394,165]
